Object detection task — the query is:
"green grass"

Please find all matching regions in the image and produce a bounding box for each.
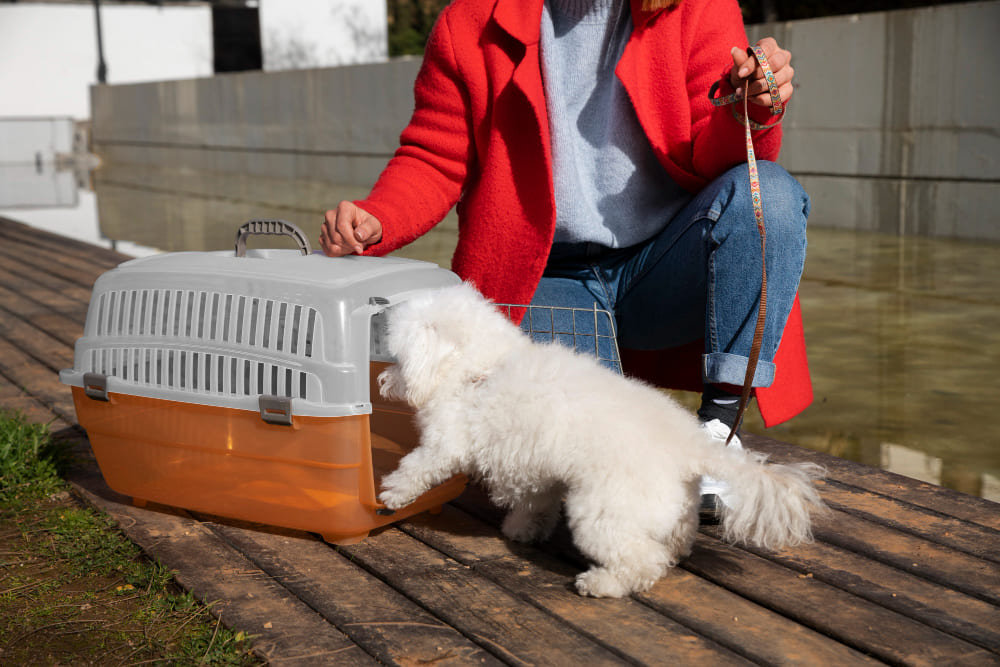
[0,410,262,665]
[0,410,69,510]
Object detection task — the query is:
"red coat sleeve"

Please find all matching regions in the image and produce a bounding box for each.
[356,9,472,256]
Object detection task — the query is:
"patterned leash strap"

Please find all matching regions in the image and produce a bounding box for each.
[707,46,784,446]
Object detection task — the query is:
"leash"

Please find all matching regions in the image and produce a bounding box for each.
[707,46,784,446]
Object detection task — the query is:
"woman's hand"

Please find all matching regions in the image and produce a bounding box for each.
[729,37,795,108]
[320,201,383,256]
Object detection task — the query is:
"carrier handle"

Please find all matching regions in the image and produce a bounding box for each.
[235,219,312,257]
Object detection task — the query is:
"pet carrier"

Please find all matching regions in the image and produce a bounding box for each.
[60,220,466,544]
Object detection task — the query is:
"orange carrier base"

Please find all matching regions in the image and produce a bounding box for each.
[71,369,465,544]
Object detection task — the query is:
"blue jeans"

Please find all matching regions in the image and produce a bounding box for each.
[527,161,809,388]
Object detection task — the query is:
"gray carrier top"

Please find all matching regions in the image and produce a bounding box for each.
[60,221,461,418]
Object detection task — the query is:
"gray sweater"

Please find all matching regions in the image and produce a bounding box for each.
[541,0,690,248]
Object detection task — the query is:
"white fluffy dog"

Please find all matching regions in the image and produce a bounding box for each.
[377,283,826,598]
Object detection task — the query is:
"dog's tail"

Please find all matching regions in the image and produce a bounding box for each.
[696,446,827,550]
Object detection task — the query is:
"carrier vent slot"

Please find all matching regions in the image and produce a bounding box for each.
[291,305,301,354]
[105,292,116,336]
[210,294,220,340]
[171,290,182,337]
[117,290,127,336]
[305,309,316,357]
[222,294,233,342]
[139,291,149,334]
[197,293,207,339]
[249,298,259,346]
[96,293,106,335]
[152,291,162,335]
[236,296,246,344]
[83,346,316,400]
[91,289,320,359]
[262,301,273,348]
[277,303,287,351]
[126,292,136,335]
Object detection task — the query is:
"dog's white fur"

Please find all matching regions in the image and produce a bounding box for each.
[377,283,826,598]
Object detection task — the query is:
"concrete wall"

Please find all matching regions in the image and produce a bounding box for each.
[747,1,999,239]
[91,57,423,188]
[90,1,1000,241]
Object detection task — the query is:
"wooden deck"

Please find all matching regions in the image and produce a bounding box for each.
[2,216,998,666]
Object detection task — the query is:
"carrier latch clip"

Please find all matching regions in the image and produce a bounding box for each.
[259,395,293,426]
[83,373,109,402]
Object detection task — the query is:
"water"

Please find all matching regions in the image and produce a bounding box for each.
[3,161,997,502]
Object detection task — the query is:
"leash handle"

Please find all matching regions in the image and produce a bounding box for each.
[708,45,785,130]
[707,46,781,445]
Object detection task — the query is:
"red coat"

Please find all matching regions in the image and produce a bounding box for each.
[358,0,812,426]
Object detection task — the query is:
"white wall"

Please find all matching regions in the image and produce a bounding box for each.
[0,117,74,163]
[259,0,387,71]
[0,2,388,121]
[0,4,213,120]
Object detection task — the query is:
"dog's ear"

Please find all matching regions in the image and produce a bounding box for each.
[394,318,456,408]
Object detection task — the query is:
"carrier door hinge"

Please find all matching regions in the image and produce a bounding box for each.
[259,395,293,426]
[83,373,109,402]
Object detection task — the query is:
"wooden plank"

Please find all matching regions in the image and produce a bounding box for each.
[819,480,1000,561]
[810,508,1000,606]
[0,394,61,426]
[684,534,998,665]
[448,487,879,665]
[0,216,131,267]
[0,338,77,424]
[0,374,63,426]
[746,434,1000,532]
[738,529,1000,652]
[635,562,884,666]
[0,305,76,372]
[339,526,629,665]
[398,505,865,665]
[0,265,91,317]
[68,468,377,666]
[47,423,100,472]
[0,239,106,290]
[0,286,83,350]
[201,518,504,667]
[0,247,96,304]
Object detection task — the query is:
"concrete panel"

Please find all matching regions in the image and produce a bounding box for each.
[751,2,1000,181]
[801,175,1000,241]
[92,58,421,156]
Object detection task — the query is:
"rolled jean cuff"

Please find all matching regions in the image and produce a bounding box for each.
[703,353,775,388]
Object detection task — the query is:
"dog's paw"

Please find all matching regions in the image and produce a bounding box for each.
[378,486,418,510]
[378,472,419,509]
[575,567,631,599]
[377,367,405,401]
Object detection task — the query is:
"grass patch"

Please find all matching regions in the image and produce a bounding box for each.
[0,410,262,665]
[0,410,69,511]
